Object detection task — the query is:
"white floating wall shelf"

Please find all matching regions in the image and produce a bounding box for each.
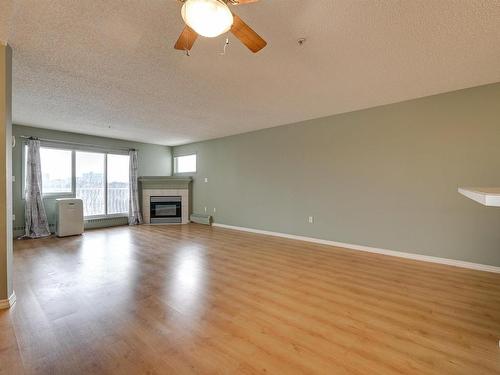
[458,187,500,207]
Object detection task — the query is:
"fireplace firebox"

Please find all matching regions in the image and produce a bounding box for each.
[150,196,182,224]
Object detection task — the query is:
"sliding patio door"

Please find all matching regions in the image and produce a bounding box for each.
[76,151,106,217]
[107,154,129,215]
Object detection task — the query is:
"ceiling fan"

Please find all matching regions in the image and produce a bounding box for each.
[174,0,267,54]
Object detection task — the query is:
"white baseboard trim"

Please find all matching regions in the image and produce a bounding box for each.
[0,291,16,309]
[212,223,500,274]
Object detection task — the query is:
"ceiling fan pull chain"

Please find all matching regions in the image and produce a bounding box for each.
[220,37,230,55]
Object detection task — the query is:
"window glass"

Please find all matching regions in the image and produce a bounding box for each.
[76,151,105,217]
[175,154,196,173]
[107,154,130,214]
[24,143,131,218]
[25,147,72,194]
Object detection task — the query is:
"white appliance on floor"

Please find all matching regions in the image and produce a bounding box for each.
[55,198,84,237]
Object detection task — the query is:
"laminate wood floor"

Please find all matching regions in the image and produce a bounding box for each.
[1,224,499,374]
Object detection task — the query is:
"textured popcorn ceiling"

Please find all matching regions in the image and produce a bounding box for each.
[1,0,500,145]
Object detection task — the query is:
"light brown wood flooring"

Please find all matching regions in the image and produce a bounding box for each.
[1,224,499,374]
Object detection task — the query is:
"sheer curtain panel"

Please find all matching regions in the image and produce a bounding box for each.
[128,150,142,225]
[23,138,51,238]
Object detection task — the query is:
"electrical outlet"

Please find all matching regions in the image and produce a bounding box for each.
[308,216,314,224]
[204,177,208,183]
[204,206,207,213]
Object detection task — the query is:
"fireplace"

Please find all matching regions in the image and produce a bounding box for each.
[150,196,182,224]
[140,176,192,225]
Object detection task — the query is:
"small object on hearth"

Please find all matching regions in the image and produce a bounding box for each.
[190,214,213,226]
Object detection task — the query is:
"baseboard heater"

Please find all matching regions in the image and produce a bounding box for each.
[190,213,212,225]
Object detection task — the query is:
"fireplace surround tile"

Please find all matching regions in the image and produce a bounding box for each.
[139,177,192,225]
[142,189,189,224]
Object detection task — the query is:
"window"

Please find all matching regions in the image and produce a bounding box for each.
[107,154,129,215]
[174,154,196,174]
[23,142,130,218]
[76,151,106,217]
[25,147,72,194]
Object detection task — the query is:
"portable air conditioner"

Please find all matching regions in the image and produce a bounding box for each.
[55,198,84,237]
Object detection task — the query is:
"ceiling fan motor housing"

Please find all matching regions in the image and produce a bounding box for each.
[181,0,234,38]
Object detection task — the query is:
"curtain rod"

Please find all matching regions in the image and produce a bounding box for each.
[19,135,135,152]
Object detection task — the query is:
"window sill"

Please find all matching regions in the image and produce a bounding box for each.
[20,193,74,201]
[84,214,128,221]
[44,194,74,199]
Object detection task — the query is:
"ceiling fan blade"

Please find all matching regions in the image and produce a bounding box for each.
[230,15,267,53]
[233,0,260,4]
[174,26,198,51]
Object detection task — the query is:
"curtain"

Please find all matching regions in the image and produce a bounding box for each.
[24,139,51,238]
[128,150,142,225]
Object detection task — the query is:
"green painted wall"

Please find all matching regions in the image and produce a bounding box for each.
[12,125,172,236]
[173,83,500,267]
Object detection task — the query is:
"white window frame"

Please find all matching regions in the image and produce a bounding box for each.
[174,153,197,175]
[22,141,130,219]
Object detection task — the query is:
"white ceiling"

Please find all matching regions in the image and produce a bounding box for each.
[1,0,500,146]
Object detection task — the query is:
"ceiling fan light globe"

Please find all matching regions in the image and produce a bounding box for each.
[181,0,233,38]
